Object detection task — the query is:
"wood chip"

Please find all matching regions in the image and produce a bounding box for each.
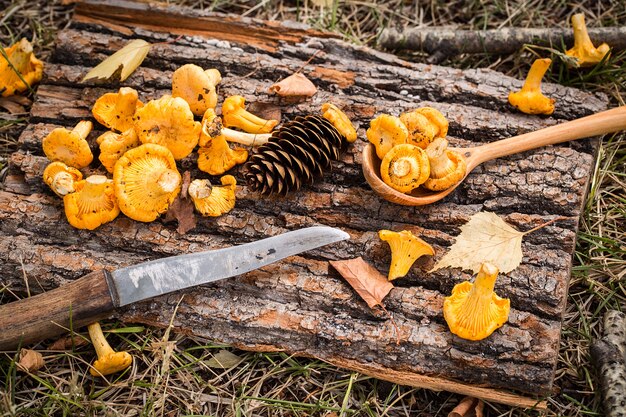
[448,396,484,417]
[330,257,393,309]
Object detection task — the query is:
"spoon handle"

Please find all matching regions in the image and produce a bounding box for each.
[466,106,626,169]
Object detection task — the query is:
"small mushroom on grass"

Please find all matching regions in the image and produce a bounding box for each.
[0,38,43,97]
[43,161,83,197]
[379,230,435,281]
[88,322,132,376]
[508,58,555,115]
[92,87,143,133]
[171,64,222,116]
[221,95,279,134]
[201,108,271,147]
[64,175,120,230]
[422,137,467,191]
[366,114,409,159]
[566,13,611,67]
[188,175,237,217]
[42,120,94,169]
[443,262,510,341]
[380,144,430,193]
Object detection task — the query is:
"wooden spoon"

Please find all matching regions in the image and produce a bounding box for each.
[362,106,626,206]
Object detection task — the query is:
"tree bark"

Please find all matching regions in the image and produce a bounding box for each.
[0,0,608,408]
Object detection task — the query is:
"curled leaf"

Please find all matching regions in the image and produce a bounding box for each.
[330,257,393,309]
[17,349,44,372]
[268,73,317,97]
[448,396,484,417]
[83,39,151,83]
[0,96,31,114]
[164,171,196,234]
[205,350,243,369]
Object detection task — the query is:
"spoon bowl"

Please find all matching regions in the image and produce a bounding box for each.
[362,106,626,206]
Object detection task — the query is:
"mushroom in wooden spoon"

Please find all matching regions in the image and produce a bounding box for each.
[422,137,467,191]
[399,108,441,149]
[366,114,409,159]
[87,322,132,376]
[380,143,430,193]
[42,121,93,169]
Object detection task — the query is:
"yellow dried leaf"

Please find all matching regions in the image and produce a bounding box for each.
[205,350,243,369]
[83,39,151,83]
[17,349,44,372]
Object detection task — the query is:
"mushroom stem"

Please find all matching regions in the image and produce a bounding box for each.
[87,322,133,376]
[52,172,76,196]
[571,14,595,54]
[520,58,550,93]
[72,120,93,140]
[82,175,109,197]
[88,322,116,360]
[472,262,499,296]
[202,117,271,146]
[222,95,278,134]
[426,138,454,177]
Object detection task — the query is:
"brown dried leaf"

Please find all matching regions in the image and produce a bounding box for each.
[268,73,317,97]
[0,96,31,114]
[330,257,393,308]
[164,171,197,234]
[448,396,484,417]
[17,349,45,372]
[47,335,89,350]
[246,101,282,123]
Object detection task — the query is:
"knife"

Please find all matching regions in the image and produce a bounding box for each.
[0,226,349,350]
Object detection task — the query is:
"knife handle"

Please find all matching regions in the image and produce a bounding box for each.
[0,270,116,351]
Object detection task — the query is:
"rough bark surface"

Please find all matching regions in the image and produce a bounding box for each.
[0,0,608,407]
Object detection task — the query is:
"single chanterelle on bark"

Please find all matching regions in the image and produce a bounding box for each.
[63,174,120,230]
[188,176,237,217]
[92,87,143,133]
[171,64,221,116]
[197,109,249,176]
[42,161,83,197]
[98,128,141,173]
[378,230,435,281]
[42,120,94,169]
[508,58,555,115]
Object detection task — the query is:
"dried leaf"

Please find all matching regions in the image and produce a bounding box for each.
[17,349,44,372]
[246,101,282,123]
[47,335,89,350]
[268,73,317,97]
[431,212,563,274]
[83,39,151,83]
[164,171,197,234]
[0,96,31,114]
[448,396,484,417]
[330,257,393,308]
[205,350,243,369]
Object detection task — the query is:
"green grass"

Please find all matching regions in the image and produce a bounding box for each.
[1,0,625,416]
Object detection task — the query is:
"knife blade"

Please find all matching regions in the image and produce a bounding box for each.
[0,226,349,350]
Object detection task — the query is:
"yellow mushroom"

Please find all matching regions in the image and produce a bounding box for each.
[197,110,248,175]
[378,230,435,281]
[321,103,357,143]
[414,107,448,139]
[508,58,555,115]
[366,114,409,159]
[113,143,181,222]
[201,108,271,147]
[399,110,439,149]
[0,38,43,97]
[380,144,430,193]
[171,64,222,116]
[133,95,201,160]
[188,175,237,217]
[87,322,132,376]
[42,121,93,168]
[63,175,120,230]
[92,87,143,133]
[422,137,467,191]
[221,95,278,134]
[43,161,83,197]
[566,13,610,67]
[443,262,511,341]
[98,128,141,173]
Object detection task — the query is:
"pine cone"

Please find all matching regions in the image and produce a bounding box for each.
[243,115,348,195]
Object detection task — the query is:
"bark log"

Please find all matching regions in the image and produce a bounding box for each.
[379,26,626,60]
[0,0,607,408]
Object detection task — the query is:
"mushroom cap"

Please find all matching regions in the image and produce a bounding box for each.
[221,95,279,134]
[0,38,43,97]
[379,230,435,281]
[565,13,611,67]
[113,143,181,222]
[134,95,201,160]
[399,110,439,149]
[422,137,467,191]
[188,175,237,217]
[321,103,357,143]
[443,262,510,341]
[42,123,94,169]
[380,144,430,193]
[197,139,248,176]
[366,114,409,159]
[92,87,143,133]
[98,128,141,173]
[63,175,120,230]
[43,161,83,197]
[171,64,221,116]
[91,351,133,376]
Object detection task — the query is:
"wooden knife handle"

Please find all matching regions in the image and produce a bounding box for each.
[0,270,117,351]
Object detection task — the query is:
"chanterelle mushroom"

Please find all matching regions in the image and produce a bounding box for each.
[321,103,357,143]
[443,262,511,341]
[171,64,222,116]
[422,137,467,191]
[367,114,409,159]
[133,95,201,160]
[92,87,143,133]
[0,38,43,97]
[201,108,271,147]
[221,95,279,134]
[113,143,181,222]
[188,175,237,217]
[399,109,439,149]
[379,230,435,281]
[197,109,248,176]
[88,322,132,376]
[98,128,141,173]
[43,161,83,197]
[64,175,120,230]
[42,120,94,169]
[380,143,430,193]
[566,13,610,67]
[508,58,555,115]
